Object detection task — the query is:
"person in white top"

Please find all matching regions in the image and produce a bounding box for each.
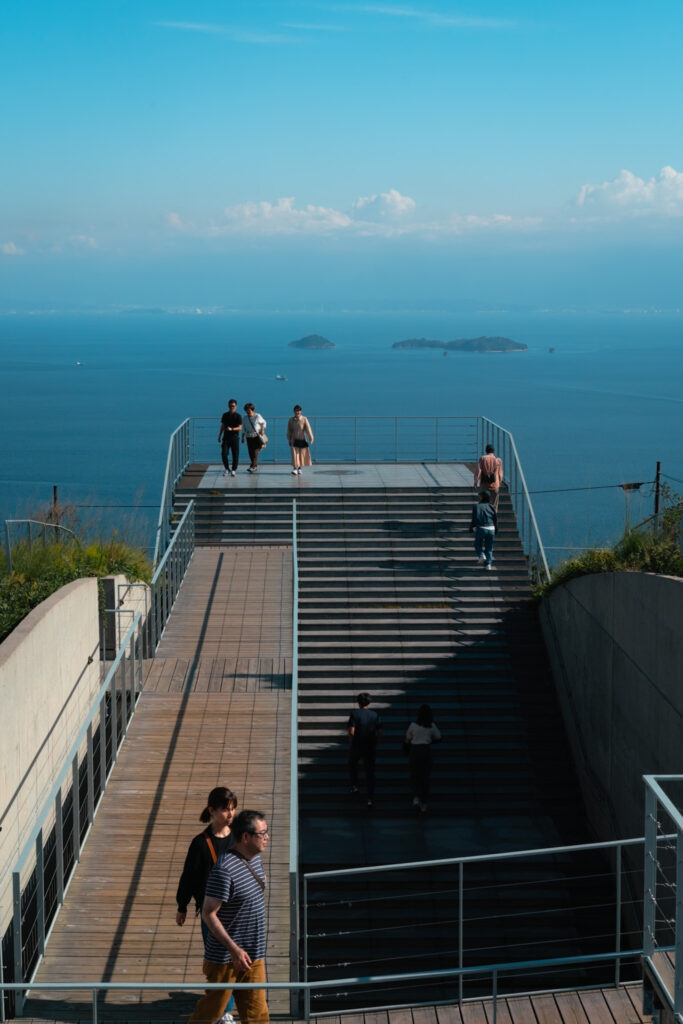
[242,403,267,474]
[405,703,441,814]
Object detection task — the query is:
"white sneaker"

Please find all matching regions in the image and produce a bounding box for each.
[223,469,229,477]
[485,564,492,571]
[231,470,236,477]
[218,1014,236,1024]
[297,467,302,475]
[291,468,298,475]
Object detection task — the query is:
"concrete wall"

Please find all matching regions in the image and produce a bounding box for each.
[540,572,683,843]
[0,578,101,933]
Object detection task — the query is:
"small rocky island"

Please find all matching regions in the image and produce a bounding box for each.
[289,334,335,349]
[393,336,527,353]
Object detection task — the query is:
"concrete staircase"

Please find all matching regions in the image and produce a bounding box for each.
[172,477,611,1008]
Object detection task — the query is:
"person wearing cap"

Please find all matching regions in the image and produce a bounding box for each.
[469,490,498,571]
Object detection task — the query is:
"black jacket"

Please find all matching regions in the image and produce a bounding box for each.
[176,828,234,914]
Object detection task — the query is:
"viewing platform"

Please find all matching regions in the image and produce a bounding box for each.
[4,415,677,1024]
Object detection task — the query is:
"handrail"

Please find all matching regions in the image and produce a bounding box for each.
[9,612,144,1011]
[289,499,300,1015]
[153,417,190,566]
[1,948,644,1024]
[147,499,195,655]
[481,416,550,582]
[3,519,79,574]
[304,834,648,880]
[643,774,683,1020]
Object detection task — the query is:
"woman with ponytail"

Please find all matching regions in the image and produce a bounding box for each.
[176,786,238,932]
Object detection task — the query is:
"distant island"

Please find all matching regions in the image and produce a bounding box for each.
[393,336,527,353]
[289,334,335,349]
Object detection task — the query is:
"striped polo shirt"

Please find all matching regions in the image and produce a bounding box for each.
[204,851,267,964]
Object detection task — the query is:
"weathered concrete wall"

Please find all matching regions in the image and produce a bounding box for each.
[540,572,683,843]
[0,578,101,933]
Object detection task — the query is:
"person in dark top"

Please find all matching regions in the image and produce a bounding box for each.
[176,786,238,938]
[469,490,498,571]
[347,692,382,807]
[218,399,242,477]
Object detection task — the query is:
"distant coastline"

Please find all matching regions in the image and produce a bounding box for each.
[392,336,527,353]
[289,333,335,349]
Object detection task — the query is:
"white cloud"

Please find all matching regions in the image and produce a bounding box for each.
[214,197,352,235]
[352,189,416,219]
[165,190,542,240]
[319,4,512,28]
[69,234,97,248]
[155,21,296,44]
[2,241,24,256]
[577,166,683,215]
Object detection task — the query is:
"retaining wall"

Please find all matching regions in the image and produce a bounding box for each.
[0,578,100,932]
[540,572,683,842]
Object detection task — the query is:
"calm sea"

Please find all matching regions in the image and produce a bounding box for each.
[1,311,681,563]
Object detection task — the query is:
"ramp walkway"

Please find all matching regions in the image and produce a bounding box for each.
[25,547,293,1019]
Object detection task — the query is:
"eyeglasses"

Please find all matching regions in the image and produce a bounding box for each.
[249,829,269,837]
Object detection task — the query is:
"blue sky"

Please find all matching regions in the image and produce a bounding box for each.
[2,0,683,309]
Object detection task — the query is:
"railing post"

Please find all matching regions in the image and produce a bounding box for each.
[458,861,464,1005]
[72,758,81,860]
[86,725,95,825]
[99,697,108,786]
[492,969,498,1024]
[12,871,22,1014]
[4,522,11,574]
[55,789,64,907]
[35,831,45,957]
[615,843,622,987]
[675,826,683,1016]
[644,783,657,958]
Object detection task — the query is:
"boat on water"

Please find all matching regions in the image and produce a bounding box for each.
[275,373,288,381]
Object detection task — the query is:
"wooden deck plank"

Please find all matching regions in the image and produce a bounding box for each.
[28,690,291,1017]
[554,992,590,1024]
[530,993,564,1024]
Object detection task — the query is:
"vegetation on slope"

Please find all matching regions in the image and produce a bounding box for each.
[536,484,683,598]
[0,503,152,643]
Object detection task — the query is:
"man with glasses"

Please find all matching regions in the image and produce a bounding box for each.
[189,810,270,1024]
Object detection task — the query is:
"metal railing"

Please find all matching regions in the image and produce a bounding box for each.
[3,520,78,575]
[0,950,644,1024]
[153,418,191,566]
[643,774,683,1021]
[146,499,195,656]
[157,414,548,583]
[189,415,479,466]
[289,499,300,1016]
[303,835,648,1011]
[480,417,550,582]
[5,612,144,1017]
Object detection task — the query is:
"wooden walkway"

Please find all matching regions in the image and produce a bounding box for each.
[25,547,293,1020]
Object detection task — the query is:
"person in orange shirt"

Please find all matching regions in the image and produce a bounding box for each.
[473,444,503,510]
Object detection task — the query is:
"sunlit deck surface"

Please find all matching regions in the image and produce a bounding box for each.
[20,982,651,1023]
[25,548,293,1019]
[178,462,475,490]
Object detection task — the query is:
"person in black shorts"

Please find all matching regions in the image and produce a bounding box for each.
[348,692,382,807]
[218,399,242,477]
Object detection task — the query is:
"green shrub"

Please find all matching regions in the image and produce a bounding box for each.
[536,529,683,599]
[0,534,152,644]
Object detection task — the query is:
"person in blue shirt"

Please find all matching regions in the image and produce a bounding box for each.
[469,490,498,570]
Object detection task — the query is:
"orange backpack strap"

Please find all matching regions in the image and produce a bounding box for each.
[205,836,217,863]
